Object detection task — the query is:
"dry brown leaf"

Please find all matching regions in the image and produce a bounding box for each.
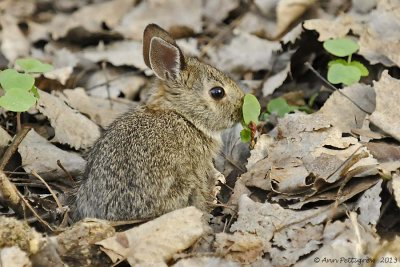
[207,32,281,74]
[214,232,264,264]
[370,71,400,141]
[55,218,115,266]
[231,195,345,266]
[50,0,135,40]
[37,90,100,150]
[54,88,133,128]
[355,179,382,227]
[173,257,240,267]
[357,0,400,66]
[392,174,400,208]
[365,142,400,176]
[0,0,36,18]
[275,0,316,38]
[237,12,275,37]
[270,224,323,267]
[0,14,30,62]
[97,207,207,266]
[352,0,377,13]
[318,83,375,133]
[26,20,49,43]
[295,213,379,267]
[0,126,11,156]
[288,177,379,209]
[18,129,86,182]
[303,15,354,41]
[262,63,290,96]
[84,68,147,99]
[81,40,146,69]
[116,0,202,40]
[203,0,239,24]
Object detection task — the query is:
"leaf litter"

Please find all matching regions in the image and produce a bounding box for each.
[0,0,400,266]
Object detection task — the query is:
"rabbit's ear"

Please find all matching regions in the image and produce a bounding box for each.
[148,37,184,80]
[143,24,184,80]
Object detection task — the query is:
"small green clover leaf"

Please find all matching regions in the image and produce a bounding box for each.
[323,38,359,57]
[0,88,37,112]
[242,93,261,125]
[241,94,261,144]
[240,128,252,143]
[0,69,34,91]
[267,97,298,117]
[348,61,369,76]
[16,58,53,73]
[327,62,361,85]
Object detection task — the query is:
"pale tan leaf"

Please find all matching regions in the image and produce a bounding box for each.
[18,129,86,182]
[370,71,400,141]
[275,0,316,37]
[97,207,207,266]
[214,232,264,264]
[37,90,100,149]
[207,32,281,74]
[54,88,133,128]
[116,0,202,40]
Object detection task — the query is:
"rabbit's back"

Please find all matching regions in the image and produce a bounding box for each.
[74,107,218,220]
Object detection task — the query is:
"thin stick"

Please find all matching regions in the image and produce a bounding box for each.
[108,218,149,227]
[14,189,54,232]
[0,170,25,216]
[0,126,30,170]
[57,160,75,183]
[31,170,63,210]
[304,62,370,114]
[16,112,21,132]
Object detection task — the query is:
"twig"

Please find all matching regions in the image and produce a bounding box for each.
[304,62,370,114]
[16,112,21,132]
[108,218,149,227]
[14,188,55,232]
[0,126,30,170]
[57,160,75,183]
[31,170,63,210]
[0,170,25,216]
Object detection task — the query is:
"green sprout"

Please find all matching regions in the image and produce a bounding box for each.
[323,38,368,86]
[0,58,53,112]
[241,94,261,146]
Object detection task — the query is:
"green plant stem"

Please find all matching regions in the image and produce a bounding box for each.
[16,112,21,132]
[347,54,352,64]
[304,62,370,114]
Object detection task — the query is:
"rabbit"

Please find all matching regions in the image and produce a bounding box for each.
[74,24,244,221]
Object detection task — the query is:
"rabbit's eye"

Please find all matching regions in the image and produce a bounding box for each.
[209,87,225,100]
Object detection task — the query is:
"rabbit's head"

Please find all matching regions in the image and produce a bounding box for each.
[143,24,244,137]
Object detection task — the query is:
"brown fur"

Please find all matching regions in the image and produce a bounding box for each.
[74,24,244,220]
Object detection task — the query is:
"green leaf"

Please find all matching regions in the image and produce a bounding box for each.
[0,69,34,91]
[242,93,261,125]
[0,88,37,112]
[30,86,40,98]
[323,38,359,57]
[267,98,297,117]
[328,59,347,67]
[327,62,361,85]
[308,92,318,107]
[15,58,53,73]
[260,112,270,121]
[240,128,252,143]
[349,61,369,76]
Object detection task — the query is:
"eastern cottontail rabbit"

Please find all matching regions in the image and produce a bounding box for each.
[74,24,244,220]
